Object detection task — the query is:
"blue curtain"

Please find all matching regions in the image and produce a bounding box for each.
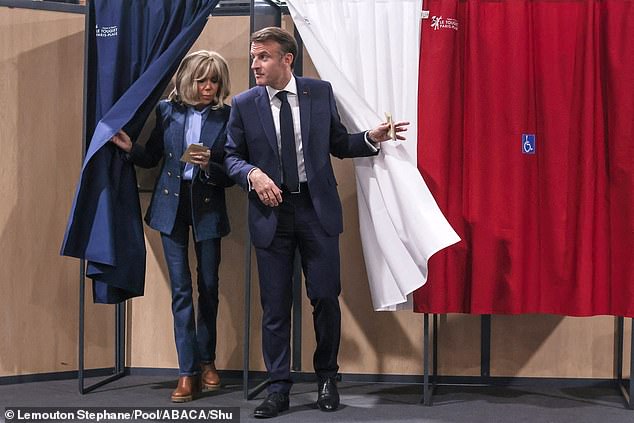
[61,0,219,303]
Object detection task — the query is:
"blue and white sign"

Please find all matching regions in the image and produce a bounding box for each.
[522,134,536,155]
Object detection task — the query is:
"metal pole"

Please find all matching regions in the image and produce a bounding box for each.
[242,198,253,399]
[78,261,86,393]
[433,314,438,378]
[244,0,283,400]
[291,251,302,371]
[627,319,634,410]
[481,315,491,378]
[617,316,624,381]
[625,319,634,410]
[290,27,304,374]
[422,313,431,405]
[77,0,90,394]
[116,303,125,374]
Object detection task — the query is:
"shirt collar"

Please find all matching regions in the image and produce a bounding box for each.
[188,104,211,117]
[266,75,297,101]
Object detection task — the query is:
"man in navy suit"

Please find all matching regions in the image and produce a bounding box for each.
[225,27,408,418]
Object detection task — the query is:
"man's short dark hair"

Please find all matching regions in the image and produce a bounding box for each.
[251,26,298,69]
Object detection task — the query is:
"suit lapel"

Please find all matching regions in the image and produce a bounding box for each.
[200,108,225,149]
[171,105,187,160]
[296,77,311,153]
[255,87,280,156]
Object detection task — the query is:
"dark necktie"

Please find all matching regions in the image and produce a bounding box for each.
[276,90,299,192]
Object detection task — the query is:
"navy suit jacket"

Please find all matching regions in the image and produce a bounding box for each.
[224,77,378,248]
[130,100,233,241]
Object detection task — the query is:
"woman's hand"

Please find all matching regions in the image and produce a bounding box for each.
[110,130,133,153]
[189,147,211,169]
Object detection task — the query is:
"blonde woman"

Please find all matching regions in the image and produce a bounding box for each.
[111,50,233,402]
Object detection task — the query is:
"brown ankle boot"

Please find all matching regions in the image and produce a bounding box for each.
[171,375,201,403]
[201,362,221,391]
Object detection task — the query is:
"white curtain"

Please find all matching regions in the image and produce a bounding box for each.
[287,0,460,310]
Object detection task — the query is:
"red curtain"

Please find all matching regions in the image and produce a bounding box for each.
[414,0,634,316]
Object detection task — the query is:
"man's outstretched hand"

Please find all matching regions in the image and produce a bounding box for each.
[367,121,410,143]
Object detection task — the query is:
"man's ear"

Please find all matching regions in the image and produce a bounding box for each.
[284,52,294,67]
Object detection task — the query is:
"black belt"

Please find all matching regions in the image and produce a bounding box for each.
[282,181,309,194]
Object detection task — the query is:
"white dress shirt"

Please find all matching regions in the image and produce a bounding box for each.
[183,105,210,181]
[266,76,307,183]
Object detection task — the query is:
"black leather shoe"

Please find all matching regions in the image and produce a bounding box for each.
[317,377,340,412]
[254,392,290,418]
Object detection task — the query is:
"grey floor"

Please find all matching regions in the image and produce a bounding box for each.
[1,375,633,422]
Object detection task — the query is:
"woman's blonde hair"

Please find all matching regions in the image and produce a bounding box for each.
[168,50,230,109]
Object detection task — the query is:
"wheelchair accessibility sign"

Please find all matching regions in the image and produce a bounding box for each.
[522,134,536,155]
